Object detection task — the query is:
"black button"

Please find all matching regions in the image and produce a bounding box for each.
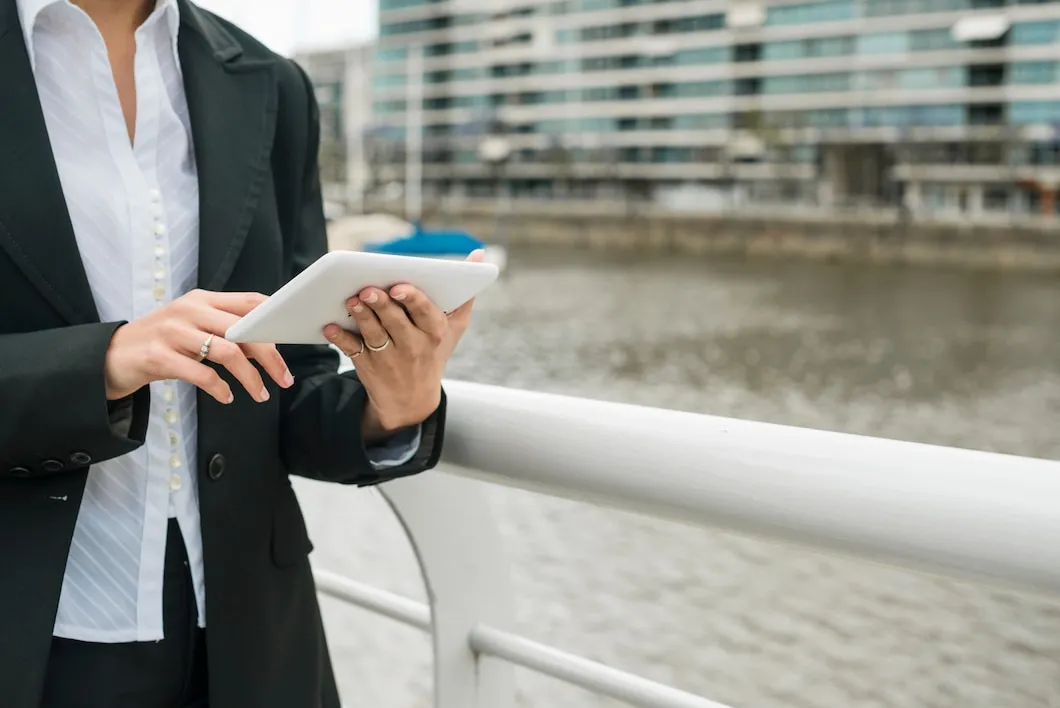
[8,467,31,478]
[70,452,92,466]
[207,454,226,481]
[41,459,64,473]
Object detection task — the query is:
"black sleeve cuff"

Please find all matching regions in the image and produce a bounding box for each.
[0,322,150,479]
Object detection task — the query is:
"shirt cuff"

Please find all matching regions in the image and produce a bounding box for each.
[107,396,136,438]
[365,424,422,469]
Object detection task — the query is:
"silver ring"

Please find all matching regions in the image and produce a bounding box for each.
[198,334,215,361]
[349,339,365,359]
[365,336,391,353]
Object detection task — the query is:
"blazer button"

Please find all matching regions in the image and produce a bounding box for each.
[70,451,92,466]
[42,459,65,473]
[8,467,31,478]
[207,454,226,481]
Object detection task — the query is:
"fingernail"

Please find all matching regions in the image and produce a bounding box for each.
[283,369,294,387]
[353,303,364,313]
[324,325,340,339]
[365,291,378,304]
[392,289,407,301]
[259,387,270,402]
[225,391,234,404]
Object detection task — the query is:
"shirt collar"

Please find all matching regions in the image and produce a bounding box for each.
[16,0,180,71]
[15,0,54,53]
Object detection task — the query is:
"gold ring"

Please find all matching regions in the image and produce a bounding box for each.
[198,334,215,361]
[365,336,391,353]
[349,339,365,359]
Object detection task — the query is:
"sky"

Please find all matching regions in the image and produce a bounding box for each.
[194,0,376,56]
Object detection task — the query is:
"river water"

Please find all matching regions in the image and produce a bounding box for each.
[294,249,1060,708]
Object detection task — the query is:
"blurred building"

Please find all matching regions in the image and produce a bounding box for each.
[362,0,1060,217]
[294,41,376,213]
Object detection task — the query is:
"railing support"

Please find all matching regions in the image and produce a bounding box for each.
[377,471,516,708]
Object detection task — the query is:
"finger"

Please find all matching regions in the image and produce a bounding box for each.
[323,324,366,360]
[444,249,484,329]
[183,308,293,390]
[389,285,446,341]
[209,338,271,403]
[241,342,295,388]
[181,330,269,403]
[359,288,417,347]
[161,350,234,404]
[348,293,395,349]
[198,290,269,317]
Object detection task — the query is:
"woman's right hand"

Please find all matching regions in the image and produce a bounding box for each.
[103,289,294,404]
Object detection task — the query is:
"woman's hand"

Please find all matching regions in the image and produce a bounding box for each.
[323,250,482,440]
[104,289,294,403]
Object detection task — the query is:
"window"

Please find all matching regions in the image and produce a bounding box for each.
[857,32,908,54]
[765,36,854,59]
[373,74,407,90]
[674,47,731,65]
[766,0,857,26]
[762,72,851,94]
[1011,101,1060,124]
[909,28,960,51]
[1011,21,1059,45]
[1010,62,1058,84]
[983,187,1009,212]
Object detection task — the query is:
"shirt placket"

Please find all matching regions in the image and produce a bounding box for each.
[79,12,167,642]
[133,17,199,641]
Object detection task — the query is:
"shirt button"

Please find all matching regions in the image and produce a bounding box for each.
[149,188,162,202]
[70,451,92,466]
[169,454,182,470]
[154,285,166,300]
[163,385,174,403]
[154,268,166,281]
[169,431,180,449]
[154,223,167,236]
[154,244,166,258]
[164,409,178,425]
[169,474,183,491]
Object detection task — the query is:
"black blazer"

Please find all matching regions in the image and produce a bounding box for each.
[0,2,445,706]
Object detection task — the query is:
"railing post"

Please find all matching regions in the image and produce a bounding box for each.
[378,469,515,708]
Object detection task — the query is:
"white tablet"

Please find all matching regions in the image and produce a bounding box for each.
[225,250,499,344]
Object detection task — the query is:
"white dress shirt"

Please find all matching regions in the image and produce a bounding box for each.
[19,0,418,644]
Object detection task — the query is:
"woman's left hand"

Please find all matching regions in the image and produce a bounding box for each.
[323,250,483,442]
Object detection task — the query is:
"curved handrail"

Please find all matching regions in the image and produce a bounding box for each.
[437,379,1060,597]
[319,369,1060,708]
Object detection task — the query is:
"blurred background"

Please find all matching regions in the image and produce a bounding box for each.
[202,1,1060,706]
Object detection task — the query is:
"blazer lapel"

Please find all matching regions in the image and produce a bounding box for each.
[0,0,99,326]
[178,1,278,292]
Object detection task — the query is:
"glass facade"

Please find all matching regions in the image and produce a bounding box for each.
[365,0,1060,206]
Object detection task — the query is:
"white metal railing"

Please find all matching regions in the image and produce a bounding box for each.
[314,377,1060,708]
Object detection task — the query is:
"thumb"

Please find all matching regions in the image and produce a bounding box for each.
[448,296,475,326]
[466,248,485,263]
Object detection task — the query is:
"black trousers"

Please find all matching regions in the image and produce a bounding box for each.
[41,519,208,708]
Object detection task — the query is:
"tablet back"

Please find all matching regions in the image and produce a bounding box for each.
[225,251,499,344]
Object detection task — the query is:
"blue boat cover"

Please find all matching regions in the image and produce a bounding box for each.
[364,222,485,256]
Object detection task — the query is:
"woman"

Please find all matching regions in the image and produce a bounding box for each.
[0,0,472,705]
